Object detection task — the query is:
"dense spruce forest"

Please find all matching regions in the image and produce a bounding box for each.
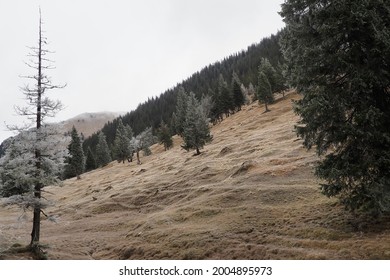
[82,31,284,161]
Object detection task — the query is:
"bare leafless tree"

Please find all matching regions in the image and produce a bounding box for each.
[3,8,66,257]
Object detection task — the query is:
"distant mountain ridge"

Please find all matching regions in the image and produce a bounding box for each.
[0,111,122,157]
[60,111,124,139]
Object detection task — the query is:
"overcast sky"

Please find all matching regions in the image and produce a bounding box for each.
[0,0,285,142]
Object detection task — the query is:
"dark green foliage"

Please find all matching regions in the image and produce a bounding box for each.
[158,121,173,151]
[170,112,178,136]
[280,0,390,216]
[258,58,277,93]
[257,71,274,112]
[85,147,96,172]
[175,86,188,137]
[213,74,234,120]
[181,93,212,155]
[96,131,112,167]
[232,72,245,112]
[114,119,131,164]
[64,126,85,179]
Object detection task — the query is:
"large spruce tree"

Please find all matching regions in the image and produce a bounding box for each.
[182,92,212,155]
[280,0,390,216]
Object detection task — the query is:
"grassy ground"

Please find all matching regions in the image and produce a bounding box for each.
[1,91,390,260]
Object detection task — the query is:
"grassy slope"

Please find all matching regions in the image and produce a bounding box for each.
[1,91,390,259]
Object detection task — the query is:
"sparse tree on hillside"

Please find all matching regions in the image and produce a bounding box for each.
[137,127,156,156]
[64,126,85,179]
[0,9,66,256]
[181,92,212,155]
[157,121,173,151]
[280,0,390,216]
[258,58,277,93]
[96,131,111,167]
[130,127,156,164]
[114,119,131,163]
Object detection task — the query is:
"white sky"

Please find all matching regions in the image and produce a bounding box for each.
[0,0,285,142]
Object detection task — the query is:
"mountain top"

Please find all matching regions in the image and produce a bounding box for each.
[60,111,123,138]
[1,91,390,260]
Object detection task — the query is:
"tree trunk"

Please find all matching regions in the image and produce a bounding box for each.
[136,149,141,165]
[196,147,200,155]
[265,102,270,112]
[31,10,43,249]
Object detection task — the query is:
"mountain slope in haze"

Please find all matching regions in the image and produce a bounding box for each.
[0,111,121,158]
[60,112,123,138]
[1,91,390,260]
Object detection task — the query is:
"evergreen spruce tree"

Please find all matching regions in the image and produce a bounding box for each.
[96,131,111,167]
[157,121,173,151]
[175,86,188,137]
[182,92,212,155]
[218,74,234,117]
[258,58,277,92]
[64,126,85,179]
[231,72,245,111]
[113,119,131,164]
[210,88,223,123]
[280,0,390,216]
[257,71,273,112]
[85,147,97,171]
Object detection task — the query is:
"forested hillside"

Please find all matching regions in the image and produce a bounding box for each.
[82,31,284,156]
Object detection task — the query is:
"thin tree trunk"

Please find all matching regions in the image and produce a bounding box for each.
[265,102,270,112]
[136,149,141,164]
[31,10,43,249]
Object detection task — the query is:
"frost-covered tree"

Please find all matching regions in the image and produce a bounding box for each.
[247,82,256,102]
[95,131,111,167]
[0,9,65,256]
[130,127,156,164]
[63,126,85,179]
[181,92,212,155]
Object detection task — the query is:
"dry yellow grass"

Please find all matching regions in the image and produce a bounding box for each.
[1,91,390,260]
